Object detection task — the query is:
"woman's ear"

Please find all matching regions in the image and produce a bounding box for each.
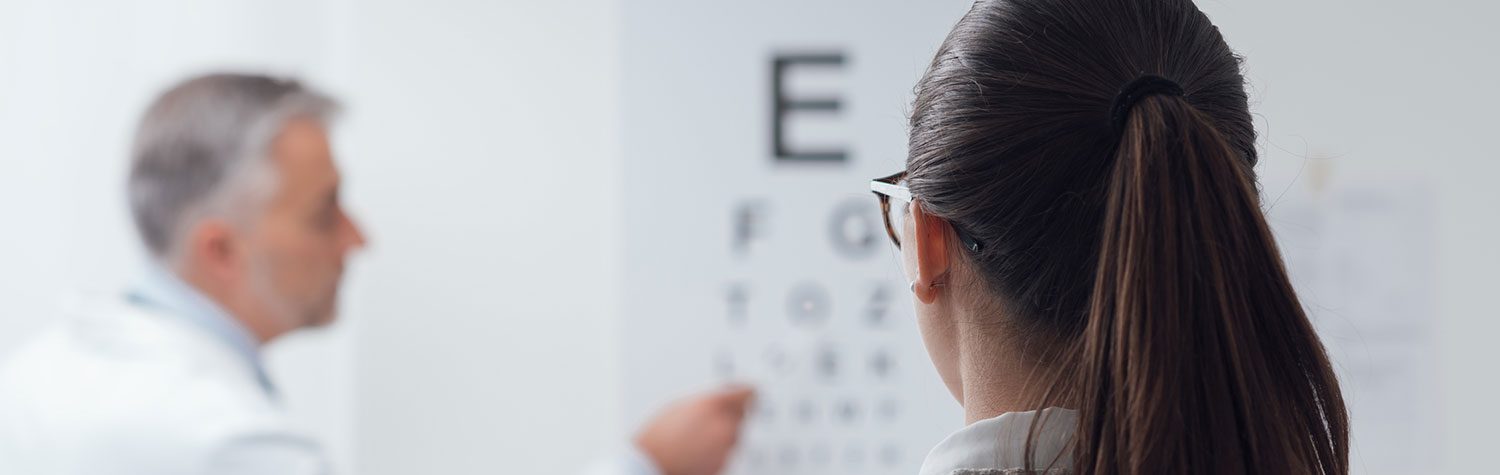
[910,199,951,304]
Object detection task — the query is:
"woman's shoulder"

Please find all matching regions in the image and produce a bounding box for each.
[919,407,1077,475]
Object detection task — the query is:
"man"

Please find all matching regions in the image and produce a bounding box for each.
[0,73,750,475]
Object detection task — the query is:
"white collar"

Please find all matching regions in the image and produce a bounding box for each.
[918,407,1077,475]
[127,266,275,396]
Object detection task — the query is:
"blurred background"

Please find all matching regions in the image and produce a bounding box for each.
[0,0,1496,474]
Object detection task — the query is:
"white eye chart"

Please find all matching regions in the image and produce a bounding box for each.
[620,2,974,474]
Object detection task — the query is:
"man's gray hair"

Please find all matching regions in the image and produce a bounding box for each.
[127,73,340,261]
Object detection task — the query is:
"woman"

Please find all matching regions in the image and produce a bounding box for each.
[870,0,1349,473]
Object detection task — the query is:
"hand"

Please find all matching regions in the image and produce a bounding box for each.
[634,385,756,475]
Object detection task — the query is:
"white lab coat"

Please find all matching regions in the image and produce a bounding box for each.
[0,290,327,475]
[0,277,658,475]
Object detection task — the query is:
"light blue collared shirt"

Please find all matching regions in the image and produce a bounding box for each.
[126,266,277,397]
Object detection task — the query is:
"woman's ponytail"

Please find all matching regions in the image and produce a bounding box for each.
[1070,94,1349,474]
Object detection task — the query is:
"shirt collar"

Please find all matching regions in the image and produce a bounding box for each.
[126,265,276,396]
[918,407,1077,475]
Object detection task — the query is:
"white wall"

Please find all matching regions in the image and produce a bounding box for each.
[332,1,623,473]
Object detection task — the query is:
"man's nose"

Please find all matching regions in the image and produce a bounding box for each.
[342,212,369,251]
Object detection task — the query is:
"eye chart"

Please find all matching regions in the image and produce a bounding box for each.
[620,2,974,474]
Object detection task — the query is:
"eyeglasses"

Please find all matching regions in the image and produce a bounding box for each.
[870,171,913,248]
[869,170,984,253]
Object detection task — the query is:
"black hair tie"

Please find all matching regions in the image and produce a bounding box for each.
[1110,75,1184,133]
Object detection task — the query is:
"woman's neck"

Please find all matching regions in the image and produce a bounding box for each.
[955,320,1053,425]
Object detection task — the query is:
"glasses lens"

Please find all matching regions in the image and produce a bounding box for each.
[883,176,909,248]
[887,198,907,247]
[873,172,908,249]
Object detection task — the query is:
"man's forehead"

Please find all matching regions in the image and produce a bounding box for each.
[270,118,339,182]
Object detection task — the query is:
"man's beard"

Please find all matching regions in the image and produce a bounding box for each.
[246,257,325,331]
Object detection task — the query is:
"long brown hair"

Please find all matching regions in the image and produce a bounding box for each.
[906,0,1348,473]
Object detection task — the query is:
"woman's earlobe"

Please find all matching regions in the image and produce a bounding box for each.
[912,278,944,304]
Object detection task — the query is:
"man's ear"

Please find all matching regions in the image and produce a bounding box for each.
[910,199,951,304]
[181,220,243,282]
